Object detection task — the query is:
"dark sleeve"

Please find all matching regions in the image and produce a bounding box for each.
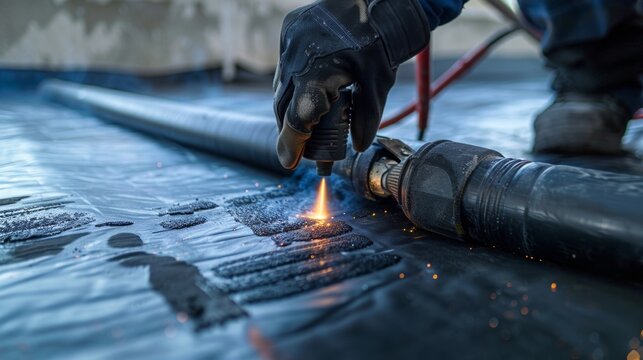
[418,0,468,30]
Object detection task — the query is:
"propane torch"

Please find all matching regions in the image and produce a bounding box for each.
[300,87,352,219]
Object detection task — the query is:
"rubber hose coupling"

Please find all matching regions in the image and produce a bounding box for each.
[388,141,502,240]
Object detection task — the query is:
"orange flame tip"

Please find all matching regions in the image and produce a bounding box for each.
[305,178,330,220]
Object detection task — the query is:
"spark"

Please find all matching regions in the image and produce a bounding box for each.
[550,282,557,292]
[176,312,189,323]
[520,306,529,316]
[489,317,499,329]
[627,350,640,360]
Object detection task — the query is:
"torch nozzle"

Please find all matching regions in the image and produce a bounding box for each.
[316,161,334,177]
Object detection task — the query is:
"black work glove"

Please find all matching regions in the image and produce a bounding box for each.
[274,0,431,170]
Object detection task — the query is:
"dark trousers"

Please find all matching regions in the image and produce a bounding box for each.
[518,0,643,113]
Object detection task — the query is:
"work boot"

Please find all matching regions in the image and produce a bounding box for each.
[533,93,631,155]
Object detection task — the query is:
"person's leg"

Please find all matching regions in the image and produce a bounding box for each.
[518,0,643,154]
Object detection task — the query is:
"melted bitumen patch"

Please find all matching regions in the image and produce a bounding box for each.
[0,211,95,243]
[229,202,290,227]
[271,220,352,247]
[0,201,74,218]
[221,187,401,303]
[218,252,367,293]
[109,249,246,330]
[252,218,317,237]
[213,234,373,278]
[234,253,401,304]
[2,232,88,264]
[95,221,134,228]
[226,189,310,236]
[0,196,30,206]
[159,199,218,216]
[108,233,143,248]
[227,188,295,207]
[160,216,207,230]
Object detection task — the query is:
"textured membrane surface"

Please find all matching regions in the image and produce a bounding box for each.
[0,208,94,243]
[213,234,373,278]
[218,185,399,302]
[271,220,353,246]
[2,76,643,359]
[234,253,401,304]
[159,199,218,216]
[212,233,388,299]
[95,221,134,228]
[159,215,207,230]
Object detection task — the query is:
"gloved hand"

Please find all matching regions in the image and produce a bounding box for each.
[273,0,431,170]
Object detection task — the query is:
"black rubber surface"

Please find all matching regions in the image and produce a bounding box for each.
[2,77,643,359]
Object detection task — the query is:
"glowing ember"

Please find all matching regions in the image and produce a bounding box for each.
[305,178,330,220]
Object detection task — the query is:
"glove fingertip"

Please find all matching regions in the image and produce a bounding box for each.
[351,131,377,152]
[276,121,311,170]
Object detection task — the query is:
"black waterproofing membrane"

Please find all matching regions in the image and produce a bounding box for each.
[1,77,643,360]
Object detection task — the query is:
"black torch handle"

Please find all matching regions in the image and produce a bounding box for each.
[303,88,352,162]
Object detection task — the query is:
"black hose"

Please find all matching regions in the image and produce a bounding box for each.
[392,141,643,276]
[465,157,643,274]
[40,80,286,173]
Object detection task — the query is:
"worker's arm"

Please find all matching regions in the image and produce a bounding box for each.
[273,0,466,170]
[418,0,468,30]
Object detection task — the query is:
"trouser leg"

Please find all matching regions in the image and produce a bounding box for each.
[518,0,642,113]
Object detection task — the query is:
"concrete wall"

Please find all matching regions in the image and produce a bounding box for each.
[0,0,540,79]
[433,2,539,57]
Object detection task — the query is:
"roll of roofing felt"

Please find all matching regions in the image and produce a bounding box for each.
[40,80,286,174]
